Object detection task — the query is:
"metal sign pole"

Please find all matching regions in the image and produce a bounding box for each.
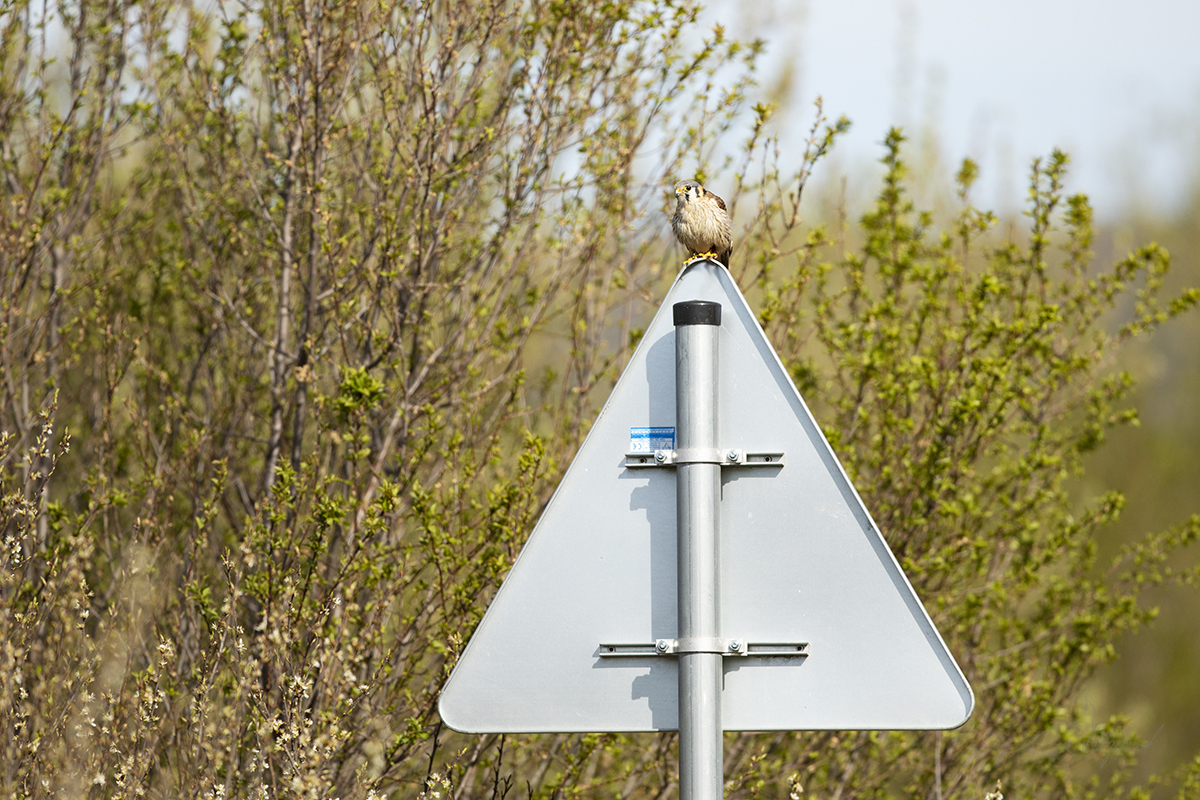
[673,300,723,800]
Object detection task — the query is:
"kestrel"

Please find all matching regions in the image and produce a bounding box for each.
[671,180,732,267]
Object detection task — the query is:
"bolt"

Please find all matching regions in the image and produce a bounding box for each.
[727,449,740,462]
[654,450,668,463]
[655,639,670,653]
[729,639,741,653]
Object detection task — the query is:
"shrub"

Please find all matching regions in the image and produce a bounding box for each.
[1,1,1197,798]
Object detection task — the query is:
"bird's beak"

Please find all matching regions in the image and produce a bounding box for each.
[674,187,684,196]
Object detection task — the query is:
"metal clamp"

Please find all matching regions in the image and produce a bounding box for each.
[598,639,808,658]
[624,449,785,469]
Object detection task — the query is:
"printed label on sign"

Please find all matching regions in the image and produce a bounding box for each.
[629,426,674,453]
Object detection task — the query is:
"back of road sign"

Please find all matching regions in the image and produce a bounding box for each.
[438,261,974,733]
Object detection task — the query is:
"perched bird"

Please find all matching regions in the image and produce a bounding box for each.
[671,180,732,267]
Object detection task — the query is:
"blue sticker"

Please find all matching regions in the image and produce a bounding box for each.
[629,426,675,453]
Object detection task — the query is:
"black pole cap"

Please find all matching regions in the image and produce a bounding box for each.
[673,300,722,327]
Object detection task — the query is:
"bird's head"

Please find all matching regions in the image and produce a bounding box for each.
[674,180,703,205]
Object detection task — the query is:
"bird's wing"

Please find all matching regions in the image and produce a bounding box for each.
[705,189,727,211]
[704,190,731,266]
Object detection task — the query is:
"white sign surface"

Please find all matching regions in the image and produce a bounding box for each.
[438,261,974,733]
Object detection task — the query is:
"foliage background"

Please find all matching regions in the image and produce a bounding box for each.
[1,1,1199,798]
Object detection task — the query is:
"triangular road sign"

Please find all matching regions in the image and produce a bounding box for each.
[438,261,974,733]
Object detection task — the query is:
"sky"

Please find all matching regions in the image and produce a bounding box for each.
[711,0,1200,219]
